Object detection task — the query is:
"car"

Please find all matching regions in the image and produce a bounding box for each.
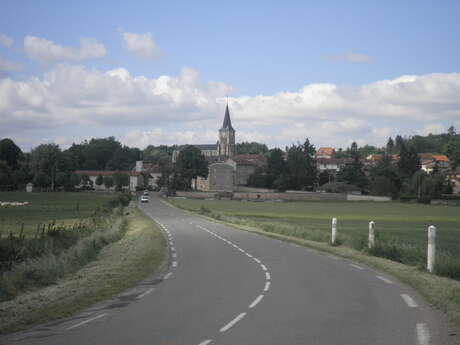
[143,190,149,196]
[140,195,149,203]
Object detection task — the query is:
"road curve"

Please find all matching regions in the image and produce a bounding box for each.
[1,193,454,345]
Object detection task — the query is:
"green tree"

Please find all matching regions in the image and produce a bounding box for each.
[283,144,317,190]
[29,143,61,191]
[386,137,394,153]
[0,160,13,188]
[397,142,420,179]
[235,142,268,155]
[0,138,23,170]
[95,175,103,186]
[337,142,368,191]
[70,173,81,188]
[103,176,114,189]
[33,171,51,189]
[368,153,401,198]
[175,145,208,190]
[113,172,130,191]
[266,148,285,187]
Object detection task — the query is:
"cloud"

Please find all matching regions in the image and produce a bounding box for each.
[324,52,371,63]
[121,31,161,59]
[0,34,13,47]
[0,57,22,73]
[1,64,459,150]
[24,36,106,64]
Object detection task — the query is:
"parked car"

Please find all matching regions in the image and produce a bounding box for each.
[140,195,149,203]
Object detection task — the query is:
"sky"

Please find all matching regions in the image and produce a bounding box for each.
[1,0,460,152]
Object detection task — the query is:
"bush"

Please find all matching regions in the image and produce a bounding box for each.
[399,194,417,202]
[435,253,460,280]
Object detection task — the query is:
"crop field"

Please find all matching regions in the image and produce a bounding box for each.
[0,192,118,237]
[170,199,460,279]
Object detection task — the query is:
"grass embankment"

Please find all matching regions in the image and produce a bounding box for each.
[0,192,118,236]
[0,209,165,333]
[169,198,460,325]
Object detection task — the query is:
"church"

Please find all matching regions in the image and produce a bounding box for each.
[172,104,236,163]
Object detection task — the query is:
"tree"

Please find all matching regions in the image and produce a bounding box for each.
[397,142,420,179]
[29,143,61,191]
[113,172,130,191]
[33,171,51,189]
[302,138,315,156]
[235,142,268,155]
[70,173,81,188]
[283,144,317,190]
[448,125,456,136]
[0,160,13,188]
[0,138,22,170]
[103,176,114,189]
[395,135,405,153]
[368,153,401,198]
[337,142,368,191]
[175,145,208,190]
[386,137,394,153]
[266,148,285,188]
[95,175,103,186]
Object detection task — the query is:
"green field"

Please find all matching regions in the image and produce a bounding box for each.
[0,192,118,236]
[170,199,460,277]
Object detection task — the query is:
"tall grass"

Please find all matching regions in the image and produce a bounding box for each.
[0,208,127,301]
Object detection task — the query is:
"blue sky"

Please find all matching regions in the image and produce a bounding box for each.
[1,0,460,150]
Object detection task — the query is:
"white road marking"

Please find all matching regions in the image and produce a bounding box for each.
[238,248,245,253]
[264,281,271,291]
[249,294,264,308]
[254,258,261,264]
[350,263,364,270]
[172,253,177,258]
[260,264,267,271]
[376,275,393,284]
[198,340,213,345]
[265,272,271,280]
[416,323,431,345]
[171,246,175,252]
[66,313,107,330]
[164,272,173,280]
[172,261,178,267]
[401,294,418,308]
[219,312,246,332]
[246,253,253,258]
[137,287,155,299]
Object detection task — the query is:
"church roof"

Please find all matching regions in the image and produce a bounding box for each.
[221,104,234,131]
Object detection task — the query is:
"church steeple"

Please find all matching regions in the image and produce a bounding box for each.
[221,104,234,131]
[218,103,236,160]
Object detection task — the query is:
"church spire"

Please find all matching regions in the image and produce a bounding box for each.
[221,103,234,131]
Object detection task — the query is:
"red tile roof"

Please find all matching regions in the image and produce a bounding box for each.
[316,147,334,156]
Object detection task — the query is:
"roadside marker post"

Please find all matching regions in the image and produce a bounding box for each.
[368,221,375,249]
[427,225,436,273]
[331,218,337,245]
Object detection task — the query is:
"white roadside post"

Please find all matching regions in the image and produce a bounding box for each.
[427,225,436,273]
[368,221,375,249]
[331,218,337,245]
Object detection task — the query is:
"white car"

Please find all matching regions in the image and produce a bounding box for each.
[140,195,149,203]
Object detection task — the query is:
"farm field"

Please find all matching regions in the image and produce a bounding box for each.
[0,192,118,236]
[170,198,460,278]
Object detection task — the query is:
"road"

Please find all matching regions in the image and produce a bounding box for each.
[2,193,456,345]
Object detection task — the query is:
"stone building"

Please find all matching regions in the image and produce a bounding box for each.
[226,154,265,186]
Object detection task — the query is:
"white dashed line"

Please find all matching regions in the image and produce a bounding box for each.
[246,253,253,258]
[376,275,393,284]
[350,263,364,270]
[164,272,173,280]
[66,313,107,330]
[416,323,431,345]
[254,258,261,264]
[264,281,271,291]
[137,287,155,299]
[265,272,271,280]
[198,340,213,345]
[172,253,177,258]
[401,294,418,308]
[171,246,175,252]
[172,261,178,267]
[219,312,246,332]
[260,264,267,271]
[249,294,264,308]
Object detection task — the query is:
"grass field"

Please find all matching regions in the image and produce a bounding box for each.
[170,199,460,278]
[0,192,118,236]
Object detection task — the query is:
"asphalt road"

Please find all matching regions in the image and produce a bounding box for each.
[2,193,457,345]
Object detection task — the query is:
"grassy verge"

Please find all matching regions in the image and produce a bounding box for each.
[0,208,165,334]
[168,198,460,326]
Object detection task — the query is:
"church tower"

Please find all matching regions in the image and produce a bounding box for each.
[218,104,235,159]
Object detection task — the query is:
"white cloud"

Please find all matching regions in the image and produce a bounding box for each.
[0,34,13,47]
[324,52,371,63]
[121,31,161,59]
[1,64,459,150]
[24,36,106,64]
[0,57,22,73]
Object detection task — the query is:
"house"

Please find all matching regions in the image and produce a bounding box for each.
[134,160,161,188]
[74,170,145,191]
[445,170,460,194]
[364,154,399,167]
[315,147,334,159]
[316,158,352,172]
[226,154,265,186]
[418,153,450,173]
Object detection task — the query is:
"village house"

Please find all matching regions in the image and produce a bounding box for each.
[418,153,450,173]
[74,170,145,191]
[315,147,334,159]
[445,170,460,194]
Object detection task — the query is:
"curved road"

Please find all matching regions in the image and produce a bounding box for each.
[2,193,456,345]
